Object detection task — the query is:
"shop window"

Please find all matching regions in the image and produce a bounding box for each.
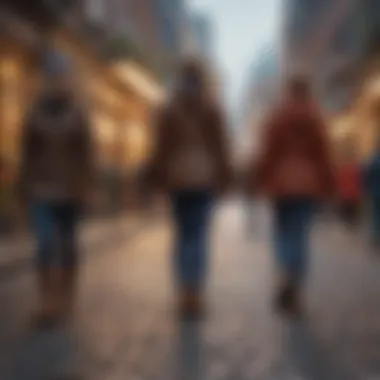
[125,121,148,169]
[94,112,117,165]
[0,58,22,167]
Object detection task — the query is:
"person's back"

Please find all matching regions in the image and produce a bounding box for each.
[149,58,231,318]
[18,50,95,327]
[156,99,228,191]
[22,91,93,202]
[257,98,335,199]
[254,76,335,317]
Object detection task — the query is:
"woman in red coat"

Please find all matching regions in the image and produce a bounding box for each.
[254,76,336,316]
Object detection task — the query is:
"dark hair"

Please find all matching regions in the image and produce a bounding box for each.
[178,57,207,85]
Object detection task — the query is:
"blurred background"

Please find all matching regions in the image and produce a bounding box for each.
[1,1,380,379]
[1,0,380,231]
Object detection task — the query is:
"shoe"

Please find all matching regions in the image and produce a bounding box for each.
[275,280,303,319]
[178,288,204,320]
[57,267,78,318]
[33,268,60,328]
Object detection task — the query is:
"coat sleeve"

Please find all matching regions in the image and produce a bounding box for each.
[209,105,233,191]
[253,111,280,190]
[313,114,337,196]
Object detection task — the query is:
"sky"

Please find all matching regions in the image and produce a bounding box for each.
[189,0,282,115]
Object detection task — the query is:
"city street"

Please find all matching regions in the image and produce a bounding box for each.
[0,200,379,380]
[0,213,144,278]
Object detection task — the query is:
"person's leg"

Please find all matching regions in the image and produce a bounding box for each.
[30,202,57,324]
[186,191,213,290]
[171,192,199,316]
[273,199,315,315]
[286,199,315,316]
[273,199,292,277]
[171,192,191,287]
[55,202,81,316]
[273,199,296,311]
[171,191,213,317]
[290,200,315,284]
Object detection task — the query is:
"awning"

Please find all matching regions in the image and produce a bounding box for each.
[111,61,165,105]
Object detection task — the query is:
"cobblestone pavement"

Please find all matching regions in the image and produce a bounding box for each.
[0,200,379,380]
[0,213,143,271]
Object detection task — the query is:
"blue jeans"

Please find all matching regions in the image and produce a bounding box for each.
[171,190,214,289]
[30,201,81,269]
[273,198,315,284]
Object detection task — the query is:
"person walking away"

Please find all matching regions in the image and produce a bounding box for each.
[364,138,380,250]
[149,58,231,318]
[337,148,362,228]
[18,51,95,326]
[254,76,336,317]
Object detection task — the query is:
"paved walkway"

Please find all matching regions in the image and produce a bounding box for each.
[0,200,379,379]
[0,213,144,269]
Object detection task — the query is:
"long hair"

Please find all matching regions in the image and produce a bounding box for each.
[172,57,214,103]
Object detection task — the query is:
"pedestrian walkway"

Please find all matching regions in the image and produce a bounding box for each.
[0,213,144,269]
[0,200,379,379]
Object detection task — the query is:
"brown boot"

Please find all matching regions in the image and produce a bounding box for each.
[34,268,59,328]
[178,288,204,320]
[58,267,78,318]
[275,278,303,319]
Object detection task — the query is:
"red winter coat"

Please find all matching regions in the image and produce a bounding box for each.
[254,98,336,199]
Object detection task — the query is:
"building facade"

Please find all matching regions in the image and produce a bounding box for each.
[242,47,281,158]
[0,1,164,229]
[188,12,213,59]
[82,0,162,55]
[152,0,187,57]
[283,0,380,157]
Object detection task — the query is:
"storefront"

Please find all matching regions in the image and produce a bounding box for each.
[55,32,161,174]
[0,45,31,178]
[0,29,164,227]
[0,38,34,232]
[331,69,380,161]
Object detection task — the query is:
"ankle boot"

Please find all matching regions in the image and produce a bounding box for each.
[58,267,78,317]
[178,288,204,320]
[276,279,303,318]
[34,268,59,327]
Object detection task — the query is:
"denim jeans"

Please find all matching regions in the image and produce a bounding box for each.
[30,201,81,269]
[171,190,214,289]
[273,198,316,284]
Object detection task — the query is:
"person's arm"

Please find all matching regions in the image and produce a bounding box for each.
[313,114,337,197]
[253,111,280,192]
[210,105,233,193]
